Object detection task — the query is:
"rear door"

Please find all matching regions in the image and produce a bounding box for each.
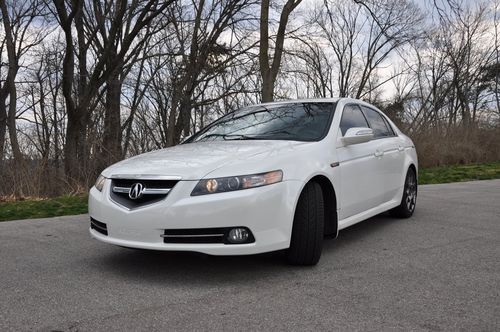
[360,106,405,202]
[337,104,383,219]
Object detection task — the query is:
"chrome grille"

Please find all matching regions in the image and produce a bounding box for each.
[110,178,178,209]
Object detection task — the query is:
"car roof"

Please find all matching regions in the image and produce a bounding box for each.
[255,98,340,106]
[254,97,376,108]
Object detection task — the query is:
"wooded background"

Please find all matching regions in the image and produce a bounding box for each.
[0,0,499,198]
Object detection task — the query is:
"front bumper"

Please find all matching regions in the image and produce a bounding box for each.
[88,179,303,255]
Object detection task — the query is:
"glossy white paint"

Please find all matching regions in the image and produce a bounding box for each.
[89,97,418,255]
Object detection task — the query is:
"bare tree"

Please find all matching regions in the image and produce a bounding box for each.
[259,0,302,102]
[311,0,422,100]
[0,0,46,165]
[1,0,499,198]
[158,0,257,146]
[51,0,175,182]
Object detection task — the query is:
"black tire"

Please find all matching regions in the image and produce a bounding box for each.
[286,182,324,265]
[390,167,417,218]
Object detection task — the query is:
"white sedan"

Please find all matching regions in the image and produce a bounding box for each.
[89,98,418,265]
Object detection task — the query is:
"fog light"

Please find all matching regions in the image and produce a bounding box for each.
[228,228,249,244]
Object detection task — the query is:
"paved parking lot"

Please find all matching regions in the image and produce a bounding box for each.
[1,180,499,331]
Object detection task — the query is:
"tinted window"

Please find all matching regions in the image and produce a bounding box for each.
[189,103,335,142]
[339,105,369,136]
[381,116,396,136]
[360,106,393,138]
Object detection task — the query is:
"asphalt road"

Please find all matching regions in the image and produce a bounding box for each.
[1,180,499,331]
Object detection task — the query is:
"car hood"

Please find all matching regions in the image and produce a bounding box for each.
[102,140,309,180]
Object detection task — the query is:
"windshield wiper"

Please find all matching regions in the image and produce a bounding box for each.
[198,133,262,141]
[238,130,294,140]
[222,134,263,140]
[199,133,227,140]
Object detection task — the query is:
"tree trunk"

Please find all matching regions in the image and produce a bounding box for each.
[0,0,22,163]
[174,97,192,143]
[0,105,6,166]
[52,90,60,170]
[166,87,180,147]
[64,108,87,182]
[259,0,301,102]
[6,89,22,162]
[101,65,123,170]
[261,72,275,102]
[54,0,79,181]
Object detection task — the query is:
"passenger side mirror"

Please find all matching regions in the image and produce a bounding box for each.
[342,127,374,146]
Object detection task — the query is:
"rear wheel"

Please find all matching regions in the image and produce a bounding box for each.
[286,182,324,265]
[390,168,417,218]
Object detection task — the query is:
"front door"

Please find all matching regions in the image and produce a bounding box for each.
[337,104,384,219]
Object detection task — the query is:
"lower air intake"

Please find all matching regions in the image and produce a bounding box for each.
[90,218,108,236]
[162,227,255,244]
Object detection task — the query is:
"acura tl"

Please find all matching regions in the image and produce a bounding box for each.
[89,98,418,265]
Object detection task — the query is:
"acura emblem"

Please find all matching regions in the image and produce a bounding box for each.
[129,183,145,200]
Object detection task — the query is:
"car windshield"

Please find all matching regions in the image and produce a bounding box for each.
[187,102,335,143]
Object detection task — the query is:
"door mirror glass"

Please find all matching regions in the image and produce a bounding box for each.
[342,127,374,145]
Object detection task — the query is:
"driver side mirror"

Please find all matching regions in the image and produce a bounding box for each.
[342,127,374,146]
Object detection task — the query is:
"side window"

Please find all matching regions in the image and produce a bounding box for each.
[360,106,393,138]
[339,105,369,136]
[381,116,396,136]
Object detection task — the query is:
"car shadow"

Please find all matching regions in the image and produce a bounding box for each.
[96,247,289,285]
[94,212,406,284]
[325,211,405,251]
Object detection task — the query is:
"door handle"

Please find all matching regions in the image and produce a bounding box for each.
[374,150,384,157]
[330,161,340,168]
[398,146,405,152]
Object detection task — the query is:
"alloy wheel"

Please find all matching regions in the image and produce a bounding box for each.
[405,171,417,212]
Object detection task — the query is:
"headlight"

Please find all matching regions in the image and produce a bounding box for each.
[94,174,106,192]
[191,170,283,196]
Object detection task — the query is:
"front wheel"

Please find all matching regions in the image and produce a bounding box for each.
[286,182,324,265]
[390,168,417,218]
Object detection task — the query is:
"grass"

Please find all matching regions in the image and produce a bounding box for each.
[0,161,499,222]
[419,161,500,185]
[0,195,88,222]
